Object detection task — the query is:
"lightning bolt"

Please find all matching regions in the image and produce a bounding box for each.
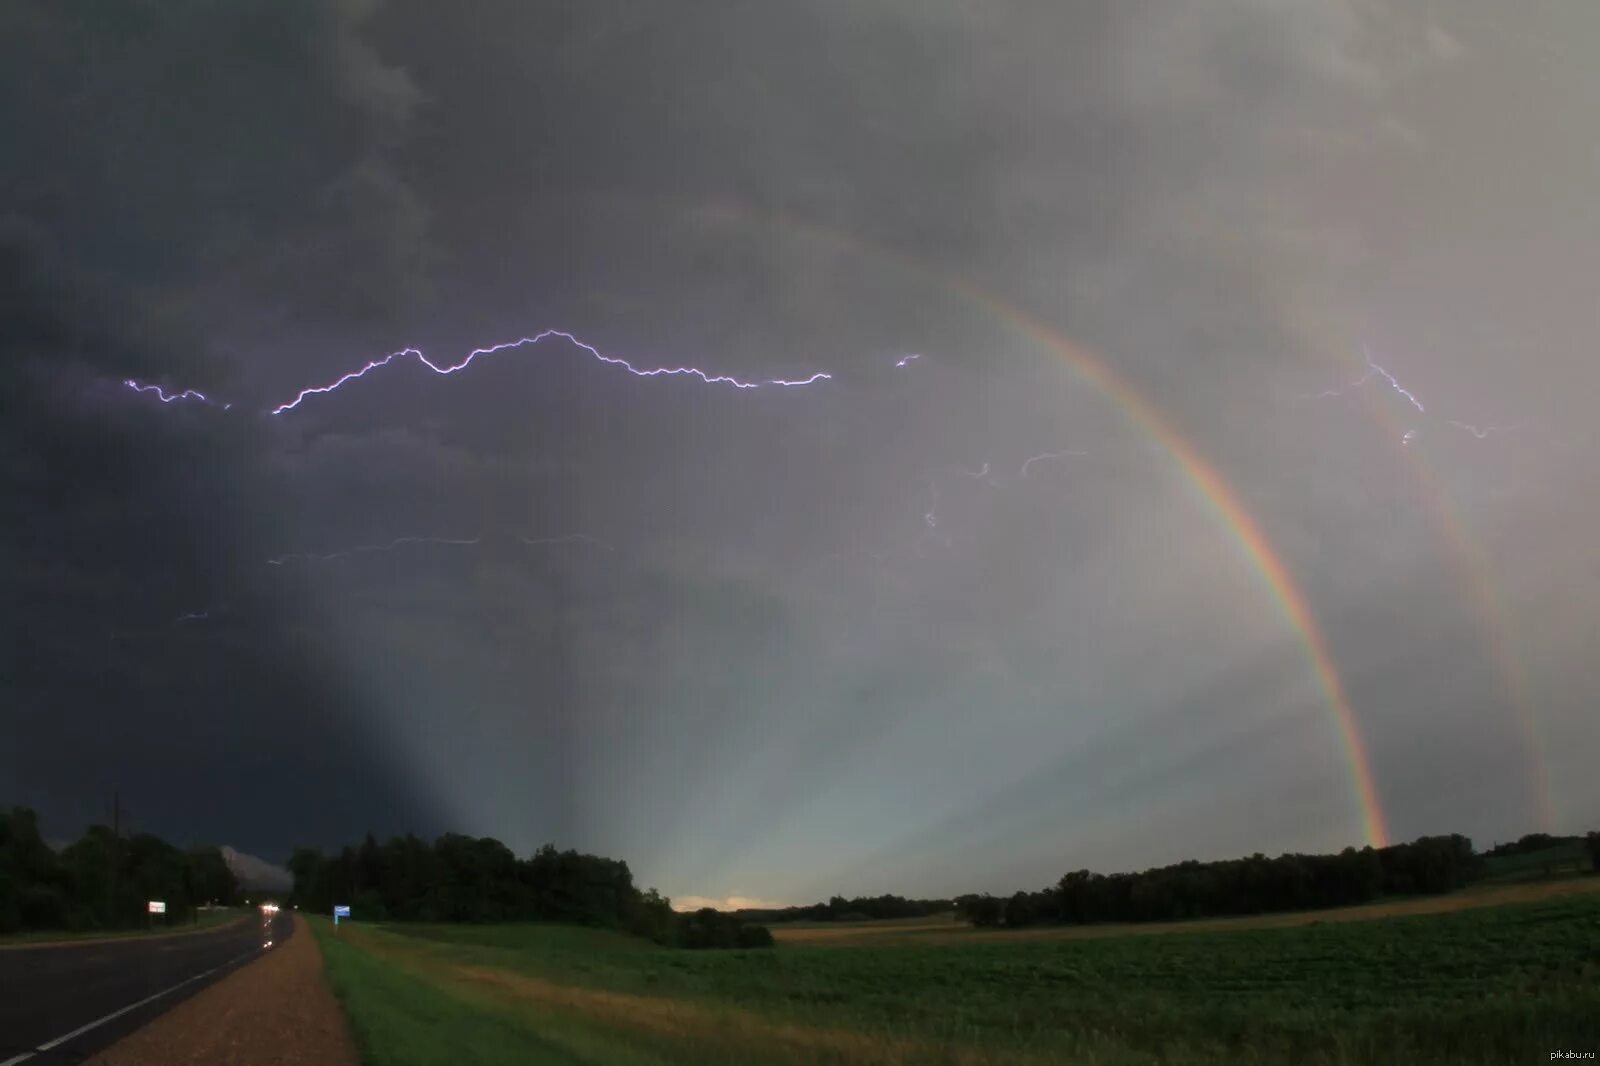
[1305,343,1555,450]
[175,610,209,622]
[124,380,233,410]
[1360,344,1426,414]
[1298,346,1424,414]
[124,380,210,404]
[270,330,832,414]
[894,353,922,368]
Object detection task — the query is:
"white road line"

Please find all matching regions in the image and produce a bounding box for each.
[0,945,260,1066]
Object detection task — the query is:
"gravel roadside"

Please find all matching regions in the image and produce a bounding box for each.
[85,914,359,1066]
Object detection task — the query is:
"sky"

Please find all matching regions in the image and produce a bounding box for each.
[3,1,1598,908]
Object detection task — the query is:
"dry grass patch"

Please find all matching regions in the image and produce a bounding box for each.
[452,963,1029,1066]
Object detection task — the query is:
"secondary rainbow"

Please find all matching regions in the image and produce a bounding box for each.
[696,199,1392,847]
[955,287,1391,849]
[1322,341,1553,831]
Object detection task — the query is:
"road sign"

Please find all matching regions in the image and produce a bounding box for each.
[147,900,166,914]
[333,904,351,924]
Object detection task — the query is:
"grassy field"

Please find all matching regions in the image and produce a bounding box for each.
[0,906,248,948]
[312,880,1600,1065]
[772,876,1600,947]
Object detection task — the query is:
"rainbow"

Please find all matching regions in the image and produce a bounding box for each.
[689,199,1392,847]
[1326,343,1553,831]
[951,288,1390,849]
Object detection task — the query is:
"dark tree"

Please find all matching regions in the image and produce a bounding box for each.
[954,893,1005,927]
[0,808,245,933]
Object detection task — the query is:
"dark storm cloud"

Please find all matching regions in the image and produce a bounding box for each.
[5,2,1596,897]
[1,0,443,859]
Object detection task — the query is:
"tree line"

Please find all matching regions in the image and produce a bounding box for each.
[732,894,954,923]
[1484,832,1584,857]
[953,834,1495,929]
[286,833,773,949]
[0,806,240,934]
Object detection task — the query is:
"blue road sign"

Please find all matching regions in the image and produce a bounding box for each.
[333,904,351,918]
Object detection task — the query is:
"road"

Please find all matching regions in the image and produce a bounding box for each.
[0,910,291,1065]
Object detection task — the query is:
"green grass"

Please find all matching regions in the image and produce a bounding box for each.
[313,892,1600,1065]
[0,907,247,946]
[314,919,692,1065]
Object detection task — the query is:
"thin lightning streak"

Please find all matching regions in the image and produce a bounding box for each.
[954,462,1001,487]
[271,330,833,414]
[1305,343,1550,448]
[1446,420,1513,440]
[1017,449,1089,478]
[924,449,1088,521]
[1298,368,1377,401]
[266,535,482,566]
[915,477,953,552]
[915,449,1084,549]
[922,479,941,529]
[1360,344,1426,414]
[810,444,1090,578]
[519,534,615,551]
[124,380,210,404]
[176,610,209,622]
[894,353,922,368]
[1298,347,1424,414]
[923,462,994,530]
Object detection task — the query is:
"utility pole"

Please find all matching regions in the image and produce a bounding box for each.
[108,792,133,927]
[109,790,120,928]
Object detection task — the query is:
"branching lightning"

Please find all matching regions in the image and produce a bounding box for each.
[1302,343,1550,449]
[1299,347,1424,413]
[894,353,922,368]
[270,330,832,414]
[123,329,832,415]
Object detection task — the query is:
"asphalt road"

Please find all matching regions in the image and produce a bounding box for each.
[0,910,291,1065]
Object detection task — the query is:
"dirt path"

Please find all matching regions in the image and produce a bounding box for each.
[85,914,358,1066]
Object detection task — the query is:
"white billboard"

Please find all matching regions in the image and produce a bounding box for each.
[147,900,166,914]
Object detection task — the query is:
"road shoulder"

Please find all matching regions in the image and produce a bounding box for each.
[85,914,359,1066]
